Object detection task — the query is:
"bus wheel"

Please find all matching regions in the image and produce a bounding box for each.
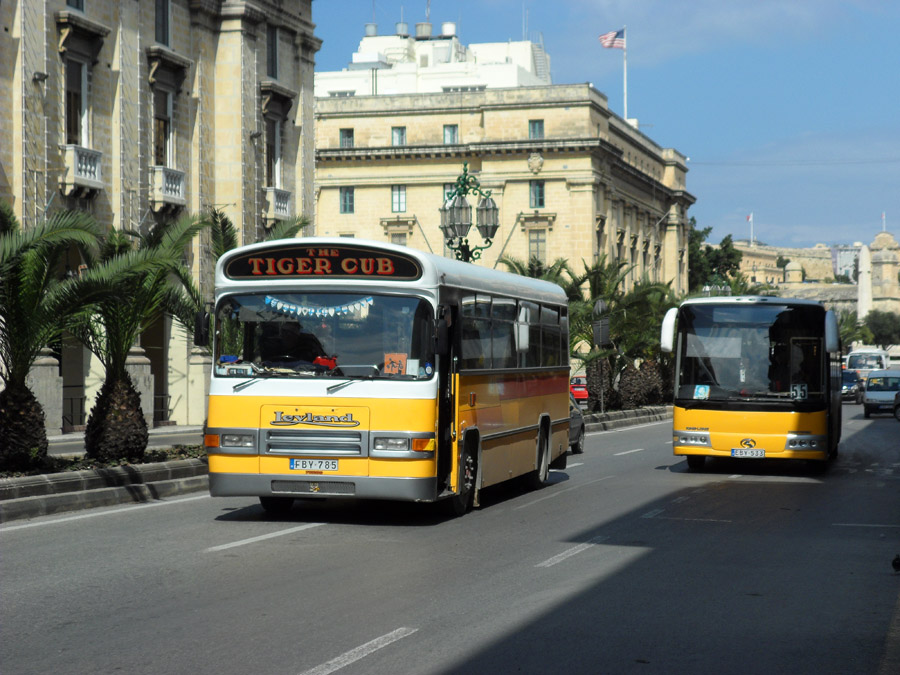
[443,448,476,517]
[527,434,551,489]
[259,496,294,514]
[686,455,705,471]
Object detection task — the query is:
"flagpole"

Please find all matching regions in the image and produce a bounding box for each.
[623,24,628,121]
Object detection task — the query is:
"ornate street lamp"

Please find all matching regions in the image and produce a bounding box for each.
[439,162,499,262]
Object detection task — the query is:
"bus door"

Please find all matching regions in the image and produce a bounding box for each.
[436,304,458,494]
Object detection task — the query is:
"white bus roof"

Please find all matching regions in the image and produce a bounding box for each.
[679,295,824,308]
[214,237,568,306]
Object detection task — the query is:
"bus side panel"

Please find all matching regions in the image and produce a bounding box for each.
[673,407,830,461]
[456,370,568,489]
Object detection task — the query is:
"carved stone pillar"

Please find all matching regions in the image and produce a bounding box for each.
[26,348,63,436]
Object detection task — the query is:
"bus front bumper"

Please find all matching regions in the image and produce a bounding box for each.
[209,472,439,502]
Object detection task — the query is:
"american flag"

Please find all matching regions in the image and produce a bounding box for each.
[599,28,625,49]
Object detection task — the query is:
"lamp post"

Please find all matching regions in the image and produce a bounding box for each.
[438,162,499,262]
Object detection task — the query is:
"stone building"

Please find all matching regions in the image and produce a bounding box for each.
[762,232,900,322]
[1,0,320,432]
[734,240,835,284]
[314,23,694,294]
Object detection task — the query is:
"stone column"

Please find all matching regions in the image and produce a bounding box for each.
[26,348,63,436]
[188,346,212,426]
[125,345,154,426]
[857,245,872,320]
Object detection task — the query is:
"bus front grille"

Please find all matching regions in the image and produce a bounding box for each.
[265,429,367,456]
[271,480,356,495]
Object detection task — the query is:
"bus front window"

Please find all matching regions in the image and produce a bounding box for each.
[677,304,825,403]
[213,293,435,380]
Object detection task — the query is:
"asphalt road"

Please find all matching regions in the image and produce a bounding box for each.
[3,404,900,674]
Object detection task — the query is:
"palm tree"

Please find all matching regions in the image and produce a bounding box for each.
[0,202,104,470]
[726,272,776,297]
[496,255,581,301]
[69,214,206,462]
[206,207,309,262]
[838,309,874,353]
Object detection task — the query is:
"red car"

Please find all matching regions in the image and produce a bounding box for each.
[570,376,588,404]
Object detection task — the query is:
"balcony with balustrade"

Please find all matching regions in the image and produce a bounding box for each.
[60,145,103,197]
[264,187,293,221]
[150,166,187,213]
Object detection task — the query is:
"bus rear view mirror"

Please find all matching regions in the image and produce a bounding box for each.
[824,310,839,353]
[660,307,678,353]
[194,310,210,347]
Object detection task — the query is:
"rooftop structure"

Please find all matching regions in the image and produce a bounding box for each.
[315,21,551,98]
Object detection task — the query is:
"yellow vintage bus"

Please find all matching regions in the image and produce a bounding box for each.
[198,238,570,515]
[660,296,842,470]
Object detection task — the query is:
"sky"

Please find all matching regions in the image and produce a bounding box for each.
[312,0,900,250]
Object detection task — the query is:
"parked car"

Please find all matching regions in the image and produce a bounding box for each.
[570,376,588,405]
[841,370,862,402]
[862,369,900,418]
[893,390,900,422]
[569,394,585,454]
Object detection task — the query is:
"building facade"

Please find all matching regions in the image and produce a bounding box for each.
[314,25,694,294]
[1,0,320,432]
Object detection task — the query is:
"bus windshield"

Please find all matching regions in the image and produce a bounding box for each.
[213,292,435,380]
[846,353,886,370]
[677,303,825,403]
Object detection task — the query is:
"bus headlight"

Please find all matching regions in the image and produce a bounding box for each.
[221,433,255,448]
[373,437,409,452]
[785,435,824,450]
[674,431,710,447]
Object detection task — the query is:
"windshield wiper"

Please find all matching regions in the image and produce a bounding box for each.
[326,374,377,394]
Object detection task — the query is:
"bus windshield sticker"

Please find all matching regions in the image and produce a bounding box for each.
[383,353,408,375]
[693,385,710,400]
[264,294,374,318]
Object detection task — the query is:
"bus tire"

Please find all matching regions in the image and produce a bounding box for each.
[686,455,705,471]
[443,446,476,517]
[259,496,294,514]
[527,433,551,489]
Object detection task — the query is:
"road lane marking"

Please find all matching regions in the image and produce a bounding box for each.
[0,494,210,532]
[536,536,610,568]
[205,522,324,552]
[614,448,644,456]
[513,475,615,510]
[299,627,418,675]
[833,523,900,529]
[640,507,730,523]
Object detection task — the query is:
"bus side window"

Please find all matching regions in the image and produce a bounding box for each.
[461,294,491,369]
[541,306,560,367]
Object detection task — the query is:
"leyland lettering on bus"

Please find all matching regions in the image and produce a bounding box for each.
[271,411,360,427]
[245,250,396,276]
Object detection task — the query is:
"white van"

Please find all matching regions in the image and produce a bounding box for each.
[862,369,900,418]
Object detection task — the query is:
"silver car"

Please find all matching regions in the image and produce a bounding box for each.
[569,394,585,454]
[862,369,900,418]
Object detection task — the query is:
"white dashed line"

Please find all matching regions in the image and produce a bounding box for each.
[206,522,325,552]
[298,627,418,675]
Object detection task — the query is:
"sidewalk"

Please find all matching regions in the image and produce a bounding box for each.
[1,408,673,524]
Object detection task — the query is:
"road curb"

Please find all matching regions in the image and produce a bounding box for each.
[0,475,209,523]
[0,407,674,524]
[0,459,209,524]
[584,405,673,432]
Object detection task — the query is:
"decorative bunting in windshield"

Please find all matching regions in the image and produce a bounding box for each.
[264,295,374,318]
